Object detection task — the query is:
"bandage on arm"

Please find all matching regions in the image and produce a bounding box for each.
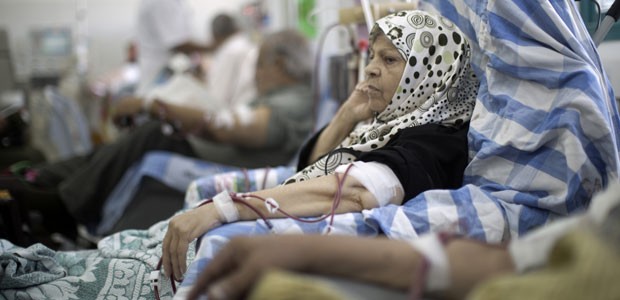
[509,216,581,273]
[212,191,240,223]
[203,105,256,130]
[406,234,451,292]
[204,105,272,148]
[335,161,404,206]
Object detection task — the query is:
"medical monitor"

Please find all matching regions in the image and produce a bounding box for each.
[29,27,73,78]
[31,27,72,57]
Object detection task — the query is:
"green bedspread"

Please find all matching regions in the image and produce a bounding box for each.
[0,219,195,300]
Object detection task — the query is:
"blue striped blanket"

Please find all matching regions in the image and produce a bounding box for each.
[174,0,620,298]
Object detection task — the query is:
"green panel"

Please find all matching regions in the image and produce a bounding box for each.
[298,0,317,39]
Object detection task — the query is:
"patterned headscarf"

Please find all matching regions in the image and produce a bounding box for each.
[286,10,479,183]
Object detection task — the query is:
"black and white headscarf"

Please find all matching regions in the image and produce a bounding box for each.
[286,10,479,183]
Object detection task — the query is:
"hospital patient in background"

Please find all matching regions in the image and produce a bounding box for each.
[114,13,257,119]
[0,29,314,247]
[133,0,208,96]
[201,13,257,108]
[89,41,140,102]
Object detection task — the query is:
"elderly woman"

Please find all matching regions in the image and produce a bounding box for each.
[162,9,479,280]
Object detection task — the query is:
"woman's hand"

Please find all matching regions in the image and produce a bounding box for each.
[162,204,222,281]
[337,81,375,126]
[307,82,374,162]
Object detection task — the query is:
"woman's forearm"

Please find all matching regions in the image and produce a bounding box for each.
[234,173,377,222]
[308,109,360,163]
[308,81,374,163]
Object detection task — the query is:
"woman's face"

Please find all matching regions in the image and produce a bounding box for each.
[364,33,406,113]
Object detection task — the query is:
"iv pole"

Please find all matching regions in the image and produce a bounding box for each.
[360,0,375,33]
[592,0,620,46]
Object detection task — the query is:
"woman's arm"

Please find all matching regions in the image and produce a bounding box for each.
[239,171,381,219]
[307,82,374,163]
[163,172,384,280]
[163,125,469,280]
[307,106,360,163]
[110,96,145,121]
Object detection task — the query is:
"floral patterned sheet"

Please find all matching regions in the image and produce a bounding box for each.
[0,165,294,300]
[0,219,193,300]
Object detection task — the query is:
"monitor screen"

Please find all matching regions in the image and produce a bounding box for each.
[31,27,72,57]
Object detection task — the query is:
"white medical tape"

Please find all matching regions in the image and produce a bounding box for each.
[206,110,235,129]
[407,234,451,291]
[334,161,404,206]
[233,105,255,126]
[321,224,335,235]
[212,191,239,223]
[149,270,160,291]
[264,197,279,214]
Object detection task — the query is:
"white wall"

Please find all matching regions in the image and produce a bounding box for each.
[0,0,253,82]
[2,0,619,96]
[0,0,76,81]
[598,40,620,96]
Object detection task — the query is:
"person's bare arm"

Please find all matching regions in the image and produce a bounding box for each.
[151,100,271,148]
[150,100,204,133]
[153,80,372,153]
[171,41,209,55]
[308,82,374,164]
[187,235,421,300]
[111,96,144,120]
[238,171,381,219]
[203,106,271,148]
[162,172,386,280]
[185,235,516,300]
[430,239,515,300]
